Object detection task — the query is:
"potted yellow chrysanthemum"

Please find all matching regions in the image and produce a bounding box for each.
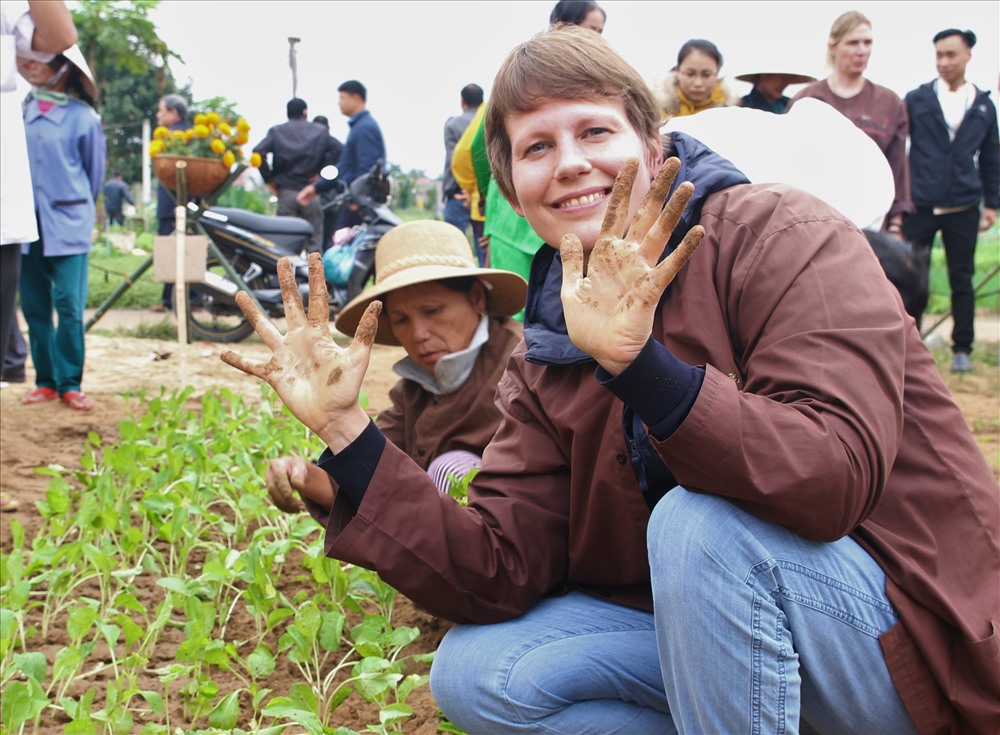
[150,111,262,196]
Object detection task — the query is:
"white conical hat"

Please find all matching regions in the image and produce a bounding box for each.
[18,43,98,104]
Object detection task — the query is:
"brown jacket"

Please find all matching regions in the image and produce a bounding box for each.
[376,317,523,469]
[319,183,998,734]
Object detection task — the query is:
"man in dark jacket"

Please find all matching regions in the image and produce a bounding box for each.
[298,80,386,231]
[101,171,133,226]
[903,28,999,372]
[253,98,342,254]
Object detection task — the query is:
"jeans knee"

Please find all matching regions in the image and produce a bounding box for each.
[647,488,757,599]
[430,625,510,732]
[429,628,465,722]
[430,622,569,734]
[648,488,722,558]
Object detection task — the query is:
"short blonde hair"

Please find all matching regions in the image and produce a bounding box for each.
[827,10,871,67]
[485,26,661,204]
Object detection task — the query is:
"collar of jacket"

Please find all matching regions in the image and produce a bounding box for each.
[522,132,749,366]
[348,109,370,127]
[916,79,990,104]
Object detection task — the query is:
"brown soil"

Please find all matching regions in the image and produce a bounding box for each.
[1,317,997,732]
[0,328,455,733]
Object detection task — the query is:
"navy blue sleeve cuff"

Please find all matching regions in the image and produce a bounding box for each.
[596,338,704,441]
[315,420,386,509]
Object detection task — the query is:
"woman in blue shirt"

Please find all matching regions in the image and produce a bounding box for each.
[17,44,105,410]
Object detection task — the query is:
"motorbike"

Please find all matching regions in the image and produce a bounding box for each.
[185,161,401,343]
[319,160,402,311]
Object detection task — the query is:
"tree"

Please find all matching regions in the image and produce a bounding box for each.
[390,165,429,211]
[71,1,186,183]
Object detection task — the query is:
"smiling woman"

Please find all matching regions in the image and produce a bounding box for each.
[210,21,1000,735]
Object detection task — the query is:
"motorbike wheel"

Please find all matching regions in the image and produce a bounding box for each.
[185,255,263,343]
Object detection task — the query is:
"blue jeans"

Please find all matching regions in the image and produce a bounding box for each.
[444,195,471,235]
[430,488,918,734]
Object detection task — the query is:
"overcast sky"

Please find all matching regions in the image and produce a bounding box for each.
[148,1,998,177]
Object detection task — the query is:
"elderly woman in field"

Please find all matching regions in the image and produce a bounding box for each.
[264,219,526,508]
[223,27,998,735]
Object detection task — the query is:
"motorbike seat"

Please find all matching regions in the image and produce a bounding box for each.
[211,207,314,237]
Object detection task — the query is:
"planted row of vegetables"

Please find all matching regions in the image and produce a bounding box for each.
[1,386,446,734]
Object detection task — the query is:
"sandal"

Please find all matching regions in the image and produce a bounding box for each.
[21,386,58,405]
[61,390,94,411]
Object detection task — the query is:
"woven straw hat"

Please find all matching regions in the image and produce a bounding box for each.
[334,220,528,346]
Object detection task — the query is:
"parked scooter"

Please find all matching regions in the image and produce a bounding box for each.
[186,161,400,343]
[320,160,403,311]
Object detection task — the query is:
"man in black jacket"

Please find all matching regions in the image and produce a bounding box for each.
[903,28,999,373]
[254,98,342,253]
[102,170,133,226]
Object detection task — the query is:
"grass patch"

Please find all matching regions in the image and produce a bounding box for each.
[91,319,178,341]
[393,207,436,223]
[87,250,160,310]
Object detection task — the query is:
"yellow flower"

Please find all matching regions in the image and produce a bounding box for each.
[149,112,257,176]
[250,151,262,168]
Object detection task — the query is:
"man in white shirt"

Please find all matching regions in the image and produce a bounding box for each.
[903,28,999,373]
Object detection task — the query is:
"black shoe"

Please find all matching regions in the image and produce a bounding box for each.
[0,370,25,383]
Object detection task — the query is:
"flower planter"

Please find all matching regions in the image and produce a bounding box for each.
[154,155,230,197]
